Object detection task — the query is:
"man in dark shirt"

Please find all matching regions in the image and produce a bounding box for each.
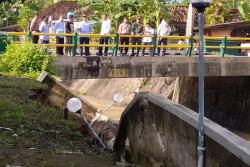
[65,15,74,56]
[30,13,40,44]
[131,17,144,56]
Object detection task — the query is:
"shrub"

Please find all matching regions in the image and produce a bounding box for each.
[0,40,55,79]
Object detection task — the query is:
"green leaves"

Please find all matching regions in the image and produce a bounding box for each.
[237,0,250,20]
[0,40,55,79]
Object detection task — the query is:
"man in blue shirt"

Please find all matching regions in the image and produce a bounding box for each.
[54,15,65,56]
[78,14,92,56]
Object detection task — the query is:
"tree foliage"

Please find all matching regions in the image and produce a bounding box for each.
[205,0,231,26]
[237,0,250,20]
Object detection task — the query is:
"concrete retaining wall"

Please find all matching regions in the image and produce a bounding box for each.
[37,71,118,143]
[114,93,250,167]
[55,56,250,80]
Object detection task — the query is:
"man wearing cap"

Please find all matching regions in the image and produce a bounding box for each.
[98,14,111,56]
[54,15,65,56]
[131,17,144,56]
[39,16,52,44]
[65,15,74,56]
[118,17,132,56]
[78,14,92,56]
[30,13,40,44]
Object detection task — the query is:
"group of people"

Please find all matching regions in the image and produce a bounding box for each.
[29,13,171,56]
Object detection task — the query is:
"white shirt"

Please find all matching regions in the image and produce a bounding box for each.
[157,19,166,34]
[39,17,52,41]
[158,25,171,36]
[100,19,111,35]
[143,27,154,43]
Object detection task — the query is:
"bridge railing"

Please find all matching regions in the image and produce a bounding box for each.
[8,31,250,57]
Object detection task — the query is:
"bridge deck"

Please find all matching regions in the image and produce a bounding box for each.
[55,56,250,79]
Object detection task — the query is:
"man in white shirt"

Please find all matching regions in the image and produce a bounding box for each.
[39,16,52,44]
[54,15,65,55]
[157,21,171,56]
[142,23,154,56]
[98,14,111,56]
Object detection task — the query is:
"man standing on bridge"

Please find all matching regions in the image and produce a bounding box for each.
[98,14,111,56]
[157,21,171,56]
[118,17,132,56]
[65,15,74,56]
[78,14,92,56]
[142,23,154,56]
[30,13,40,44]
[131,16,144,56]
[39,16,52,44]
[54,15,65,56]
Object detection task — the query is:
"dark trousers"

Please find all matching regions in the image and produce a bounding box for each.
[41,40,49,44]
[142,42,152,56]
[120,37,129,54]
[56,36,64,55]
[132,37,142,55]
[79,37,90,56]
[99,37,109,56]
[32,35,39,44]
[157,38,168,56]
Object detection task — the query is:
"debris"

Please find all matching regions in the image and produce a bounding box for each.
[0,127,13,131]
[12,134,18,137]
[29,148,35,150]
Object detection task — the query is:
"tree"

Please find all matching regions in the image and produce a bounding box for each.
[17,6,35,31]
[237,0,250,20]
[205,0,231,26]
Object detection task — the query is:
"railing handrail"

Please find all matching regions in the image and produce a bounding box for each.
[7,31,250,57]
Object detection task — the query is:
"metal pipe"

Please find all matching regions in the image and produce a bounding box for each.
[197,9,205,167]
[78,112,106,148]
[90,101,115,126]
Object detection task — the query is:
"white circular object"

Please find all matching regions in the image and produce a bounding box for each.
[113,93,123,103]
[67,98,82,113]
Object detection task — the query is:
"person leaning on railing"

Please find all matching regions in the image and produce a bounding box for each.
[142,23,154,56]
[30,13,40,44]
[54,15,65,56]
[157,20,171,56]
[118,16,132,56]
[98,13,111,56]
[131,16,144,56]
[65,15,74,56]
[77,14,92,56]
[39,16,52,44]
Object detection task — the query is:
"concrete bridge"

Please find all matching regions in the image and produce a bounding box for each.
[56,56,250,80]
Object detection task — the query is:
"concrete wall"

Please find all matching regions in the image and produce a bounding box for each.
[37,71,118,144]
[55,56,250,80]
[173,76,250,134]
[114,93,250,167]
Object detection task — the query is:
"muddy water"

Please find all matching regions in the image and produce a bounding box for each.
[81,95,126,121]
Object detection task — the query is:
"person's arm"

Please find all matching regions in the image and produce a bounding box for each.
[118,24,121,34]
[131,22,135,35]
[30,19,35,31]
[54,22,57,33]
[48,16,52,27]
[65,22,70,33]
[39,22,43,32]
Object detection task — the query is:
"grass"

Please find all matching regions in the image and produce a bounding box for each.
[0,76,116,166]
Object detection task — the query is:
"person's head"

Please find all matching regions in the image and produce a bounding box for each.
[60,15,65,21]
[35,13,39,19]
[136,17,141,23]
[146,23,150,28]
[43,17,49,24]
[165,22,169,27]
[69,15,74,21]
[103,14,107,20]
[82,14,87,21]
[124,17,128,24]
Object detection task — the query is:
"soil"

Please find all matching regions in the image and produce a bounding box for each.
[0,76,115,167]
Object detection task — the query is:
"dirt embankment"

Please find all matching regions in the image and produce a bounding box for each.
[70,77,176,120]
